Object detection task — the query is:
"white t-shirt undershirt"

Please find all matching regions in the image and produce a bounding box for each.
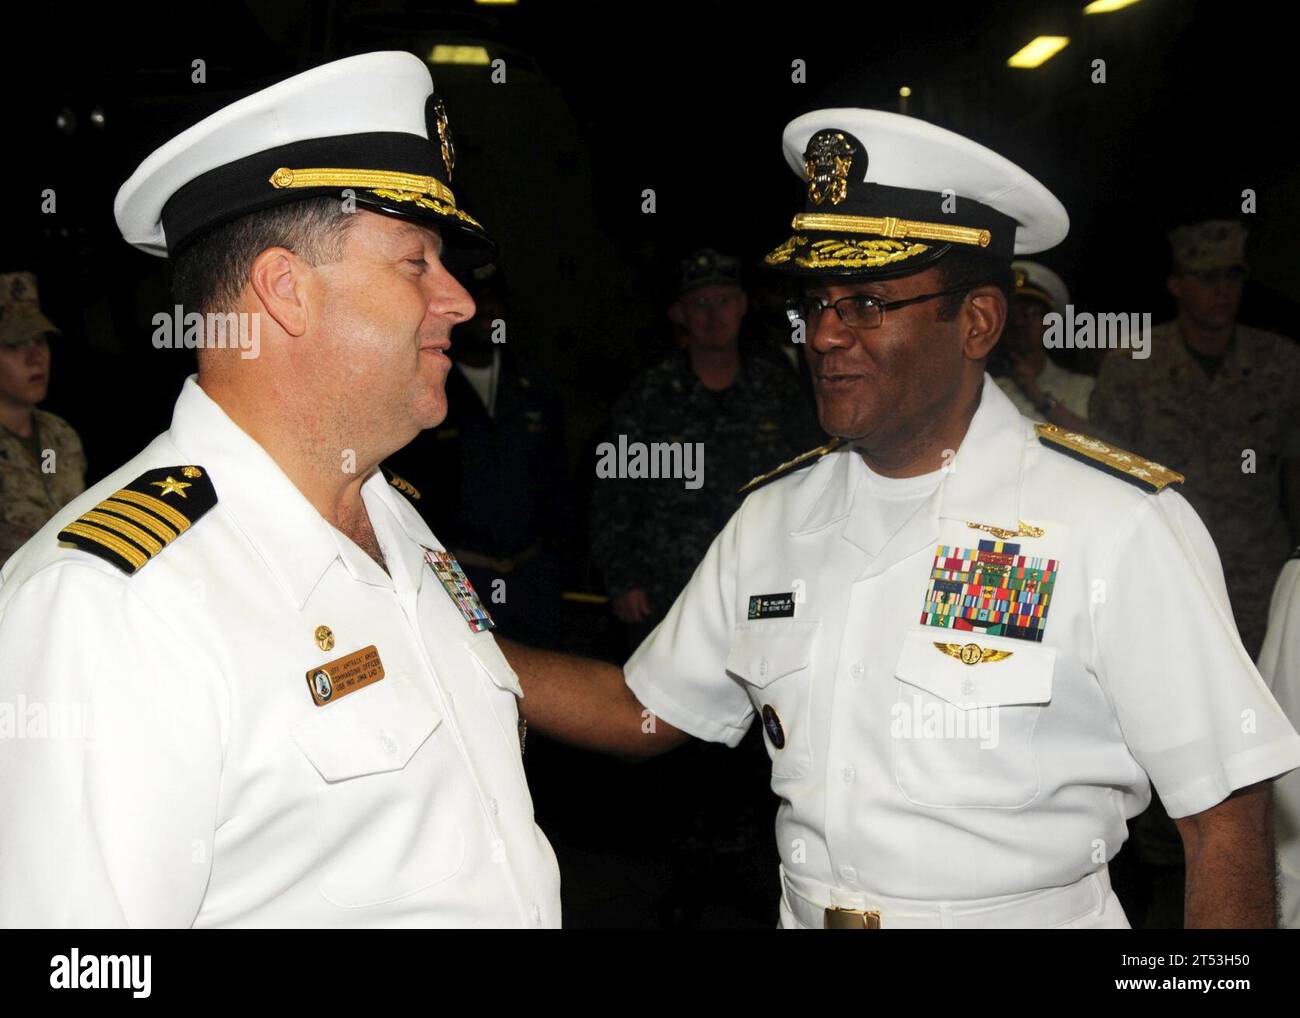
[852,454,946,555]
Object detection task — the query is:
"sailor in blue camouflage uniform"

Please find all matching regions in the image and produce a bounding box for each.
[590,248,823,648]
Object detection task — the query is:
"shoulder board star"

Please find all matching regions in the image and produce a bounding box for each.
[738,437,845,496]
[58,465,217,575]
[1035,424,1184,493]
[382,467,421,501]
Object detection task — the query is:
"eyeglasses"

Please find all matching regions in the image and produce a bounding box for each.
[784,282,989,330]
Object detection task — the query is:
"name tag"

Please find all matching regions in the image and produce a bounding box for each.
[306,645,385,706]
[748,592,796,620]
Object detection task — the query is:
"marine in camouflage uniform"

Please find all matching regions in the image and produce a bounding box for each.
[1090,222,1300,659]
[0,272,86,568]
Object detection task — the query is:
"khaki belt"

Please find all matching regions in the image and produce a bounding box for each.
[781,864,1111,929]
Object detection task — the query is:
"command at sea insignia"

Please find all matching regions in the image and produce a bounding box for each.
[0,52,559,928]
[624,107,1300,929]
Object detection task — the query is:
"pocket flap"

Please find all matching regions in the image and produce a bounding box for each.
[725,619,819,688]
[293,674,440,782]
[895,628,1054,709]
[466,636,524,697]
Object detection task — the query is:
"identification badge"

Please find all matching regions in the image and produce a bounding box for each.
[306,644,385,707]
[919,539,1058,643]
[748,592,796,620]
[424,547,496,633]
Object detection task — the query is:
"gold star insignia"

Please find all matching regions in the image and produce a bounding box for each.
[150,475,192,498]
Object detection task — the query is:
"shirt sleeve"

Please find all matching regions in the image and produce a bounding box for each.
[0,563,227,927]
[623,500,752,746]
[1092,490,1300,818]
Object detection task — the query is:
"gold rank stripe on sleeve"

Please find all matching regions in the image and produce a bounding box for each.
[57,465,218,575]
[738,437,846,496]
[1035,424,1185,493]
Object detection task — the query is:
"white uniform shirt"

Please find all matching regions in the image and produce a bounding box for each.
[626,374,1300,906]
[1258,554,1300,928]
[995,358,1096,423]
[0,376,561,928]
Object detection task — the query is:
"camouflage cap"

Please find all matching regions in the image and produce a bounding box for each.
[1168,219,1247,273]
[678,248,743,295]
[0,272,61,349]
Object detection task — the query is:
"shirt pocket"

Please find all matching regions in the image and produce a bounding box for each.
[725,619,820,781]
[292,672,465,908]
[465,634,526,761]
[891,628,1054,809]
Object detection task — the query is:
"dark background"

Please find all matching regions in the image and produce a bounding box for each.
[3,0,1296,927]
[4,0,1296,480]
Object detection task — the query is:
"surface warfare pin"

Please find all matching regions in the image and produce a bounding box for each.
[748,592,796,620]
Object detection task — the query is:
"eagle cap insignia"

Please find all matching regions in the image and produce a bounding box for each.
[803,130,858,207]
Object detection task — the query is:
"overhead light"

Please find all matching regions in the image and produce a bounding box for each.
[1084,0,1140,12]
[475,1,518,5]
[899,85,912,97]
[430,45,491,65]
[1007,36,1070,68]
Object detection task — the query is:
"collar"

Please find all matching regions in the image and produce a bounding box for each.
[167,375,434,610]
[793,374,1028,574]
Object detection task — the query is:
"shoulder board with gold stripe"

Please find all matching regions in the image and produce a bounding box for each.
[1035,424,1184,493]
[382,467,421,501]
[738,437,845,496]
[57,465,217,575]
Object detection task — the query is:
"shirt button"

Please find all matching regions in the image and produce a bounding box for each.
[841,766,855,784]
[758,658,769,678]
[490,797,500,816]
[850,660,865,679]
[533,905,543,925]
[839,865,858,885]
[379,731,398,756]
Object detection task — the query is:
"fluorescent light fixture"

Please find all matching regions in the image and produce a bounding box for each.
[475,1,518,5]
[1007,36,1070,68]
[1084,0,1141,12]
[430,45,491,65]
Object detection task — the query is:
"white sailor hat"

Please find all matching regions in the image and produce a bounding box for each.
[1011,260,1070,316]
[114,51,494,266]
[764,108,1068,279]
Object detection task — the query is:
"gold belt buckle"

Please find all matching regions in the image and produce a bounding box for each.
[824,906,882,929]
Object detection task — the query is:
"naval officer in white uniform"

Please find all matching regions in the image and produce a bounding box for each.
[502,109,1300,928]
[0,52,560,927]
